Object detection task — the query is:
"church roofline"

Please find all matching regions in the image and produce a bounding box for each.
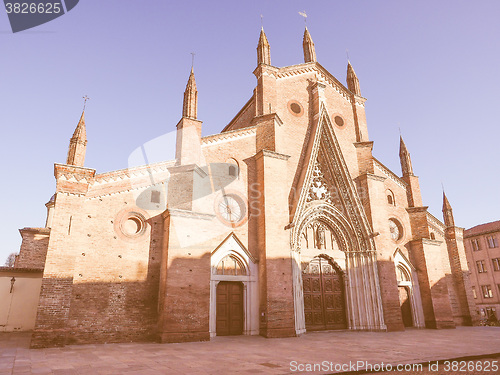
[93,159,175,183]
[426,211,446,234]
[221,95,255,133]
[202,125,257,147]
[372,157,408,191]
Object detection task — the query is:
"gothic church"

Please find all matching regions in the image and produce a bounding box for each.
[16,27,478,348]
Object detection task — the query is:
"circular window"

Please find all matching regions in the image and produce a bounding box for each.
[290,103,301,114]
[389,219,404,242]
[215,193,247,227]
[334,116,345,127]
[119,212,147,238]
[288,100,303,116]
[122,217,142,236]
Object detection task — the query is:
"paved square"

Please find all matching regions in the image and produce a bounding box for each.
[1,327,499,374]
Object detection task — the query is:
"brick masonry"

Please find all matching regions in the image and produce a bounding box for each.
[15,26,478,348]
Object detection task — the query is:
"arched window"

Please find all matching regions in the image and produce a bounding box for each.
[396,265,410,282]
[226,158,239,178]
[216,255,246,276]
[386,189,395,206]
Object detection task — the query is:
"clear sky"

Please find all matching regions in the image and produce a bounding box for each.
[1,0,499,264]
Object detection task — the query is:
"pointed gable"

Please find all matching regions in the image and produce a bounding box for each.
[289,103,375,251]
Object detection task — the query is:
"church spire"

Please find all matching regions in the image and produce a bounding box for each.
[399,136,414,177]
[347,61,361,96]
[302,27,316,63]
[182,67,198,119]
[66,110,87,167]
[442,191,455,227]
[257,27,271,65]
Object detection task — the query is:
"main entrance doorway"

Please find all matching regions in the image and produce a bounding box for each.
[216,281,243,336]
[302,257,347,330]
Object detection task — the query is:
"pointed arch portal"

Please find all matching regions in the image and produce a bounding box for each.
[289,104,387,334]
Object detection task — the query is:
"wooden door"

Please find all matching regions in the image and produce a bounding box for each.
[399,286,413,327]
[303,258,346,330]
[216,282,243,336]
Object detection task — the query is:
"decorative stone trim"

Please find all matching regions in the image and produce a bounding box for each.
[162,208,215,220]
[202,126,257,147]
[373,158,408,191]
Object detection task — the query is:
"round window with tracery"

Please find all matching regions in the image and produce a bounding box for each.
[215,193,247,227]
[389,219,404,242]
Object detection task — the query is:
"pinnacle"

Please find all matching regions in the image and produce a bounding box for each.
[303,26,313,43]
[442,191,452,211]
[185,68,197,91]
[399,135,407,154]
[259,27,269,46]
[72,110,86,140]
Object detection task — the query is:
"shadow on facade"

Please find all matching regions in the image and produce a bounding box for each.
[30,243,475,349]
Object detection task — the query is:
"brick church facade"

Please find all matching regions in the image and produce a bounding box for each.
[16,27,478,348]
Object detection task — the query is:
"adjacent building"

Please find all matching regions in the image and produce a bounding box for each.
[464,220,500,320]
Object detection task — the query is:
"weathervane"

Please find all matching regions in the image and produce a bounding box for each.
[82,95,90,111]
[190,52,195,69]
[298,11,307,25]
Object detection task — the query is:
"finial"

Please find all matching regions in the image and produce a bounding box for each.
[441,182,445,193]
[190,52,195,70]
[346,49,350,62]
[260,14,263,29]
[82,95,90,111]
[298,11,307,25]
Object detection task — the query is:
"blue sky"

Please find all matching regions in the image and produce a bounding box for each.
[1,0,499,264]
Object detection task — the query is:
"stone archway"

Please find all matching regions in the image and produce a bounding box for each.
[210,233,259,338]
[394,249,425,328]
[290,202,386,335]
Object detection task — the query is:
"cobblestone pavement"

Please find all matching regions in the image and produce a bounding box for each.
[0,327,499,375]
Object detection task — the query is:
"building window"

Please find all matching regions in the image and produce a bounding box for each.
[493,258,500,272]
[476,260,487,273]
[487,236,498,248]
[151,190,161,204]
[386,190,395,206]
[430,232,436,240]
[216,255,246,276]
[228,165,237,177]
[472,286,477,299]
[486,307,497,319]
[471,238,481,251]
[481,285,493,298]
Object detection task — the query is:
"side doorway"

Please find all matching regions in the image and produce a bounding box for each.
[216,281,243,336]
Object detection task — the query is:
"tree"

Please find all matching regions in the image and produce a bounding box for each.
[4,253,17,267]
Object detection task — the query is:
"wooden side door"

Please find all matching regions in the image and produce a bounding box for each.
[216,281,243,336]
